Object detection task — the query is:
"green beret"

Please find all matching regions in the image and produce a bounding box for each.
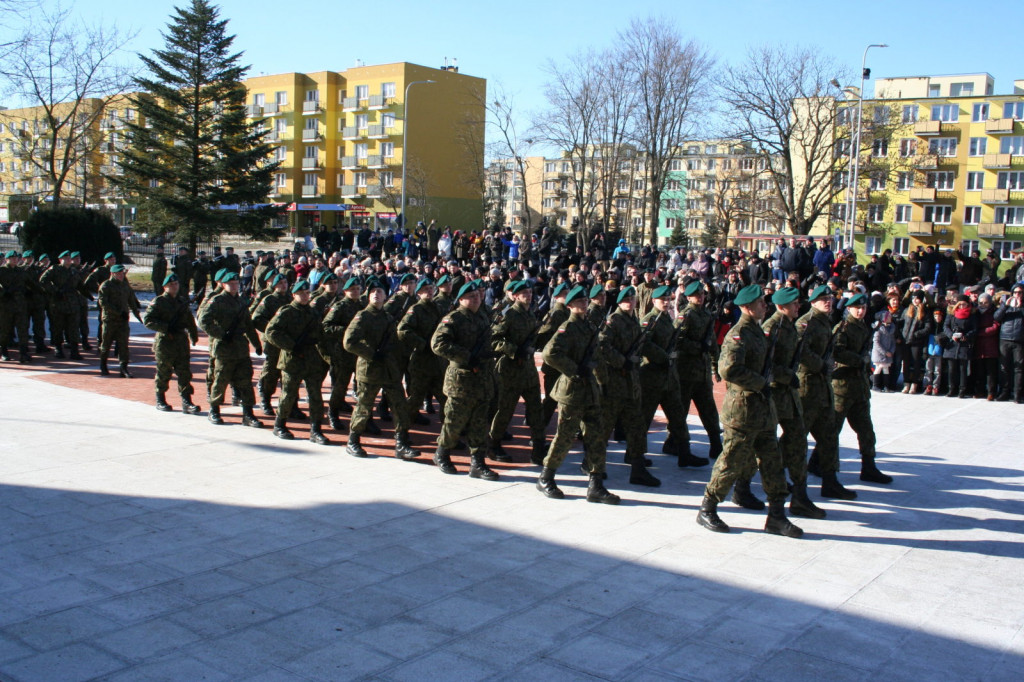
[808,285,831,302]
[415,277,435,293]
[104,252,116,260]
[684,280,703,297]
[733,284,763,307]
[772,287,800,305]
[110,264,126,273]
[214,268,227,282]
[39,254,49,261]
[564,285,589,305]
[553,282,569,298]
[342,276,360,290]
[652,285,673,299]
[364,276,384,291]
[508,280,530,295]
[221,271,239,282]
[456,281,478,300]
[436,274,451,286]
[261,267,278,283]
[292,279,310,293]
[399,273,416,285]
[163,273,179,286]
[21,250,33,258]
[589,284,604,299]
[846,293,867,307]
[4,250,17,258]
[59,250,70,259]
[70,251,80,258]
[322,272,338,283]
[617,285,637,303]
[271,273,286,288]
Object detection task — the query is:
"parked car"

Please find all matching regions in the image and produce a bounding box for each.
[0,222,12,234]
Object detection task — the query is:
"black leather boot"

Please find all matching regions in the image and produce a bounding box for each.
[70,345,84,360]
[530,438,547,467]
[731,478,765,510]
[81,339,93,352]
[661,433,677,454]
[328,409,344,431]
[424,397,435,414]
[490,437,512,463]
[536,467,564,499]
[623,452,653,466]
[789,482,826,519]
[860,454,893,484]
[99,352,110,376]
[433,445,457,474]
[208,405,224,425]
[119,362,133,378]
[259,393,276,417]
[273,417,294,439]
[821,471,858,500]
[765,500,804,538]
[346,433,369,458]
[54,344,65,359]
[469,453,499,481]
[678,451,710,468]
[17,348,30,364]
[241,405,263,428]
[309,422,329,445]
[586,474,620,505]
[182,396,201,415]
[394,432,417,460]
[629,460,661,487]
[696,495,729,533]
[155,391,172,412]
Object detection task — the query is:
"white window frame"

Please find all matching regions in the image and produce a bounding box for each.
[893,237,910,256]
[381,142,394,158]
[999,137,1024,155]
[961,240,980,255]
[964,206,981,225]
[992,240,1024,259]
[969,138,987,157]
[931,104,959,122]
[275,172,287,188]
[382,82,396,98]
[924,205,953,224]
[966,172,985,191]
[972,103,989,122]
[997,172,1024,190]
[354,171,367,187]
[867,204,884,223]
[901,105,917,123]
[898,138,916,158]
[928,137,957,157]
[1003,102,1024,120]
[380,171,393,187]
[897,172,914,191]
[926,172,956,190]
[865,236,883,255]
[995,207,1024,225]
[355,84,369,100]
[871,138,889,157]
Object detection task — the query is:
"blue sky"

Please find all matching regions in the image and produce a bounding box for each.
[30,0,1024,125]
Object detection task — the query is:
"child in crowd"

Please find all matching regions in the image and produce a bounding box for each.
[871,310,897,392]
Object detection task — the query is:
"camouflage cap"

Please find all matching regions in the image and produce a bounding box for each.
[772,287,800,305]
[733,284,763,307]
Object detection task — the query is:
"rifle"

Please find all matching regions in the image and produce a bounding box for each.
[760,323,780,399]
[621,311,657,372]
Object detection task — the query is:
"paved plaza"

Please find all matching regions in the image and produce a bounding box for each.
[1,324,1023,681]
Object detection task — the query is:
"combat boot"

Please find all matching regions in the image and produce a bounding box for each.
[661,433,677,455]
[821,471,858,500]
[469,453,499,481]
[624,452,653,466]
[35,342,51,354]
[433,445,457,474]
[81,339,93,352]
[231,390,241,406]
[696,495,730,533]
[860,454,893,484]
[789,482,826,519]
[155,391,172,412]
[530,438,547,467]
[678,451,710,468]
[806,449,822,477]
[119,362,133,378]
[424,397,434,414]
[241,405,263,428]
[327,409,344,431]
[208,405,224,425]
[54,344,65,359]
[99,352,110,375]
[69,344,83,360]
[309,423,329,446]
[259,392,275,417]
[731,478,765,510]
[364,418,382,436]
[586,474,620,505]
[629,460,661,487]
[411,411,430,426]
[536,467,564,499]
[394,432,417,461]
[182,396,201,415]
[346,433,369,458]
[490,437,512,463]
[765,500,804,538]
[0,347,10,361]
[17,349,30,364]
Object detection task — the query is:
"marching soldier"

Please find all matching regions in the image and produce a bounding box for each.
[398,277,446,427]
[40,251,84,360]
[322,277,364,430]
[70,252,93,351]
[143,273,201,414]
[251,274,291,416]
[537,282,570,427]
[672,280,724,461]
[21,251,51,353]
[152,247,168,296]
[84,252,117,350]
[0,250,38,363]
[97,264,141,377]
[536,285,620,504]
[310,272,339,318]
[432,274,454,315]
[697,284,802,538]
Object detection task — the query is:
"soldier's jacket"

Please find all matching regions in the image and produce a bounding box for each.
[40,264,82,310]
[251,291,291,333]
[675,303,714,382]
[598,307,642,400]
[762,310,801,421]
[585,301,607,330]
[151,256,168,286]
[265,301,324,376]
[636,281,658,316]
[253,263,271,291]
[832,316,870,396]
[398,296,444,374]
[639,309,677,385]
[383,290,415,318]
[719,313,775,432]
[321,295,362,359]
[23,263,47,306]
[83,265,111,297]
[542,312,601,409]
[796,308,834,404]
[143,291,198,346]
[536,301,569,351]
[277,264,296,286]
[199,291,260,360]
[430,305,493,401]
[343,304,403,384]
[196,286,223,322]
[433,291,453,316]
[490,301,539,375]
[0,263,39,306]
[173,256,193,288]
[97,278,140,321]
[311,290,336,319]
[249,287,275,315]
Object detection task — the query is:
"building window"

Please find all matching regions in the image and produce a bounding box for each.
[705,144,717,154]
[383,112,396,128]
[869,172,886,190]
[354,171,367,187]
[303,172,317,187]
[898,138,916,158]
[995,207,1024,225]
[381,142,394,158]
[992,240,1024,259]
[871,139,889,157]
[865,236,882,255]
[633,216,643,227]
[275,91,288,106]
[380,171,393,187]
[961,240,980,255]
[901,105,917,123]
[356,114,368,129]
[924,205,952,224]
[275,118,287,133]
[893,237,909,255]
[926,172,955,190]
[999,137,1024,155]
[969,138,987,156]
[382,82,396,98]
[832,204,847,221]
[973,103,989,122]
[275,172,286,188]
[929,137,957,157]
[740,158,755,170]
[275,147,286,162]
[616,198,628,209]
[894,205,912,223]
[670,159,682,171]
[705,159,716,171]
[544,162,556,173]
[966,172,984,190]
[834,138,851,157]
[928,84,941,97]
[355,143,368,159]
[931,104,959,122]
[964,206,981,224]
[897,172,914,191]
[837,107,853,125]
[542,198,553,209]
[355,84,369,100]
[1003,102,1024,120]
[997,172,1024,190]
[867,204,884,223]
[950,82,974,97]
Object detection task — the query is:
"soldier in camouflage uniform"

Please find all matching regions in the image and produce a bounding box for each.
[537,283,570,427]
[21,251,51,353]
[69,253,93,351]
[398,278,446,428]
[672,280,724,462]
[97,264,141,377]
[488,280,547,466]
[143,273,201,414]
[84,252,117,350]
[430,281,499,480]
[536,285,620,504]
[376,273,417,422]
[832,293,893,484]
[266,279,329,445]
[252,274,291,416]
[697,284,802,538]
[597,286,660,487]
[311,273,338,318]
[198,272,264,428]
[797,285,858,500]
[342,277,416,460]
[322,277,363,430]
[0,251,37,363]
[433,274,454,315]
[41,252,83,359]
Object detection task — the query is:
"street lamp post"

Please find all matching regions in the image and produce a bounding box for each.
[846,43,888,254]
[400,79,435,229]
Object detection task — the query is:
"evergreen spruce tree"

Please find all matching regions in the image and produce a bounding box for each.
[667,222,688,248]
[115,0,280,254]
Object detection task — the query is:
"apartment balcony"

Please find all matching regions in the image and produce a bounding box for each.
[301,158,321,170]
[342,126,360,140]
[366,124,401,138]
[263,103,280,115]
[245,104,263,117]
[302,101,323,114]
[266,130,291,142]
[914,120,942,136]
[981,188,1010,204]
[368,95,392,110]
[977,222,1005,238]
[365,183,383,198]
[342,97,360,112]
[907,221,934,236]
[341,156,358,169]
[366,155,385,169]
[986,118,1015,134]
[983,153,1013,169]
[909,187,937,203]
[301,184,319,197]
[338,184,357,197]
[301,129,322,141]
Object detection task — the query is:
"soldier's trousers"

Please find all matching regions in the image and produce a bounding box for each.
[601,382,645,463]
[541,363,559,425]
[835,390,876,460]
[0,305,29,352]
[327,352,357,412]
[351,379,408,436]
[210,355,256,408]
[776,414,808,484]
[50,302,80,347]
[28,302,46,344]
[79,297,90,342]
[678,377,722,453]
[407,364,445,424]
[705,425,789,504]
[154,337,193,396]
[640,378,690,447]
[258,343,282,399]
[100,318,130,363]
[802,391,839,474]
[543,402,608,474]
[279,366,326,425]
[440,394,490,458]
[489,365,544,443]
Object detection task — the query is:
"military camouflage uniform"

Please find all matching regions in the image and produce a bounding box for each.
[143,290,199,398]
[40,264,82,350]
[321,295,362,417]
[796,309,840,474]
[97,277,140,365]
[431,305,494,457]
[832,317,877,463]
[252,290,291,405]
[398,295,447,424]
[199,291,261,409]
[598,307,647,463]
[343,304,409,435]
[0,262,35,358]
[638,310,690,449]
[24,261,48,348]
[674,302,723,455]
[537,301,570,425]
[488,300,544,445]
[759,310,807,483]
[266,299,327,427]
